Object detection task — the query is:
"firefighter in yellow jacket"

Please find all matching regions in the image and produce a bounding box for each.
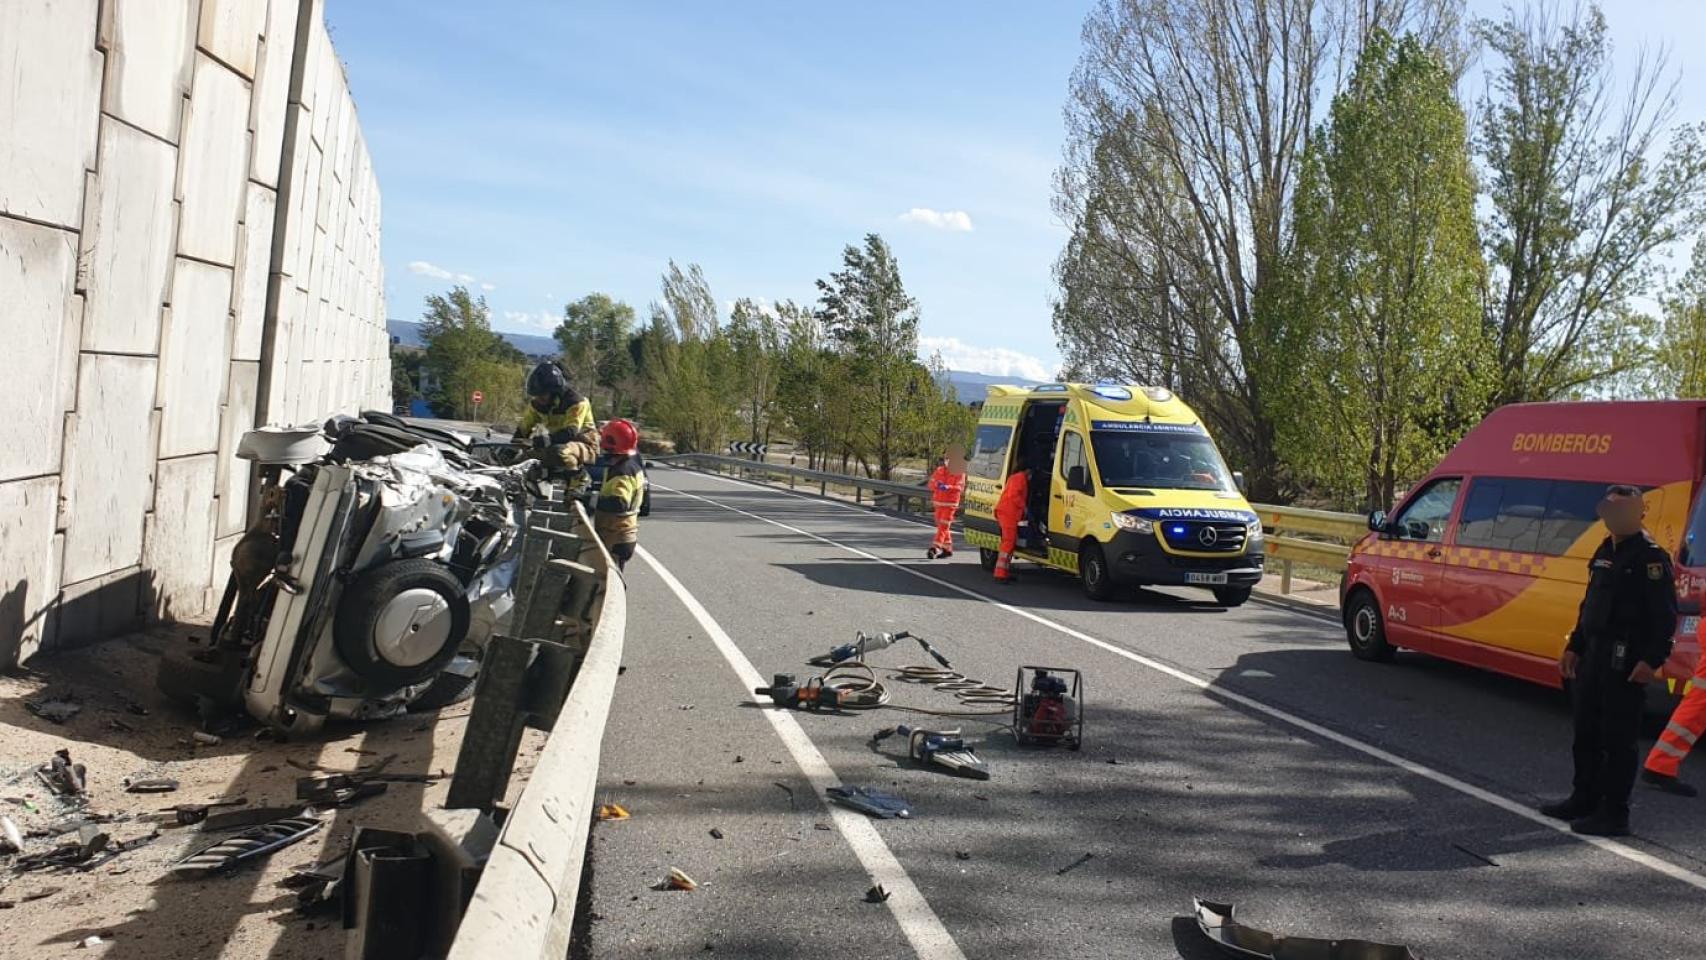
[514,362,598,481]
[593,419,645,571]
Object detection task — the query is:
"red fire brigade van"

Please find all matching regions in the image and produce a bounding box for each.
[1341,401,1704,698]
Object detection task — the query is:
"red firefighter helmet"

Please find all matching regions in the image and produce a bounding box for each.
[600,419,639,456]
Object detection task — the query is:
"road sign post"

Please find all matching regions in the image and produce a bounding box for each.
[472,390,484,418]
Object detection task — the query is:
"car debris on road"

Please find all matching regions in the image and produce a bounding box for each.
[825,786,911,819]
[124,778,180,794]
[1192,897,1423,960]
[24,697,82,724]
[174,814,324,877]
[37,749,87,797]
[654,867,698,891]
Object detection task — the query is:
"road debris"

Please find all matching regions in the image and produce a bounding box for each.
[24,697,82,724]
[173,814,323,876]
[654,867,698,892]
[191,732,222,746]
[2,816,24,853]
[1452,842,1499,867]
[14,826,108,872]
[1192,897,1423,960]
[954,850,971,861]
[284,857,347,915]
[1056,853,1094,876]
[162,798,248,826]
[826,786,911,819]
[37,750,87,797]
[596,803,631,821]
[708,828,724,840]
[864,884,891,903]
[79,934,107,948]
[105,718,135,733]
[813,822,832,832]
[296,773,387,808]
[125,778,180,794]
[772,781,796,808]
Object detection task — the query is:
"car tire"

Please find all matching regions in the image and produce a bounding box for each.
[1212,585,1253,607]
[979,547,998,572]
[409,669,479,711]
[1080,542,1115,602]
[334,559,470,688]
[1344,589,1395,662]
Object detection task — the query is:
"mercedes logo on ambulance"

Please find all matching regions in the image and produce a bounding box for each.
[1198,527,1219,546]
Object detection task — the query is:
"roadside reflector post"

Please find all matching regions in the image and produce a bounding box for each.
[820,479,826,497]
[1281,558,1293,595]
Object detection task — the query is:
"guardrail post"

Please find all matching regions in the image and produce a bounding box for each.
[1281,558,1293,595]
[856,486,863,505]
[446,635,536,811]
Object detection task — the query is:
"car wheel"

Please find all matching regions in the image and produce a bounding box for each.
[1344,589,1395,662]
[334,559,470,688]
[979,547,998,572]
[409,669,478,711]
[1080,542,1115,601]
[1212,585,1253,607]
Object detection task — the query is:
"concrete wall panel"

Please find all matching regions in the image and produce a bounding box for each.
[144,454,218,620]
[199,0,266,78]
[233,183,277,361]
[61,354,158,585]
[79,121,177,355]
[159,259,234,457]
[0,218,79,484]
[0,0,103,228]
[249,1,300,187]
[101,0,196,143]
[215,361,260,538]
[0,477,64,664]
[178,55,252,266]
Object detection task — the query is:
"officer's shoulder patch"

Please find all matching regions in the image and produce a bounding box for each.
[1649,562,1666,581]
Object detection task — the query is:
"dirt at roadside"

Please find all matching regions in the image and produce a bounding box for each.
[0,625,543,960]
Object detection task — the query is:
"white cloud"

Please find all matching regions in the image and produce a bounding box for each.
[919,336,1052,381]
[408,260,455,280]
[899,208,974,232]
[481,282,497,292]
[503,310,558,332]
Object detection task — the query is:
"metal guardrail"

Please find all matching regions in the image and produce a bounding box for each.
[444,499,627,959]
[666,452,1366,599]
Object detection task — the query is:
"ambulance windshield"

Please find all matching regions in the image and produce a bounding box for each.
[1685,489,1706,568]
[1089,428,1234,492]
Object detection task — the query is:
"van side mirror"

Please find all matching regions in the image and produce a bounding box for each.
[1367,510,1387,533]
[1067,464,1091,494]
[1232,471,1246,494]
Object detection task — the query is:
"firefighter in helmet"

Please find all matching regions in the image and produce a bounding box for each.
[514,361,599,481]
[593,419,646,572]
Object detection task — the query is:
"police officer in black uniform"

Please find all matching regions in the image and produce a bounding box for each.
[1540,484,1678,836]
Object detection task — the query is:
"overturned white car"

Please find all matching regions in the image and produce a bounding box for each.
[159,413,549,734]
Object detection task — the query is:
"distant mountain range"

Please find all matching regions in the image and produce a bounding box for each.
[387,320,1032,405]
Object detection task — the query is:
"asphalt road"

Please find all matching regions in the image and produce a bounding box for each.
[583,465,1706,959]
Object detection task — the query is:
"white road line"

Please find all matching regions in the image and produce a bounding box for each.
[634,545,969,960]
[651,479,1706,894]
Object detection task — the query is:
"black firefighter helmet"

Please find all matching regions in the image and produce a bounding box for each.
[526,361,582,413]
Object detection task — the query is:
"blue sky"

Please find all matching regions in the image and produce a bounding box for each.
[326,1,1705,381]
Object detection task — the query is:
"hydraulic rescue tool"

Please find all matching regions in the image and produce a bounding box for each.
[872,725,990,779]
[810,630,953,669]
[754,674,849,711]
[1012,666,1083,749]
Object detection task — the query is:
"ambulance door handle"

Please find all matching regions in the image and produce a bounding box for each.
[1426,548,1442,559]
[1052,494,1064,500]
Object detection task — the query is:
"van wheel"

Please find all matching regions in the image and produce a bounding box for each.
[1213,586,1252,607]
[1345,589,1394,662]
[979,548,998,572]
[1080,543,1115,601]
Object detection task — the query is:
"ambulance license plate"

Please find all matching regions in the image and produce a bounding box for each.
[1186,572,1229,585]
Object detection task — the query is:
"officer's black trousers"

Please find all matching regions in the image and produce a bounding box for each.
[1570,666,1647,812]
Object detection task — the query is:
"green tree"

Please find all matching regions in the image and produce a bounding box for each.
[390,349,422,409]
[1476,3,1706,407]
[555,293,639,414]
[815,234,919,479]
[1283,31,1487,508]
[1648,238,1706,398]
[641,264,739,452]
[1054,0,1461,501]
[726,298,782,446]
[419,286,526,420]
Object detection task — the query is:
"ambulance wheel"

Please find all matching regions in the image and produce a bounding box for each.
[1345,589,1394,662]
[1080,543,1115,602]
[335,560,470,687]
[1212,586,1252,607]
[979,548,998,572]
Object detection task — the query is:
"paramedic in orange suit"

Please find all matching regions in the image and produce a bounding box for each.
[927,443,968,560]
[993,467,1031,583]
[1643,617,1703,798]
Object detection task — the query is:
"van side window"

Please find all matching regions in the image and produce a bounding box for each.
[968,424,1013,480]
[1059,431,1089,483]
[1457,477,1615,556]
[1392,478,1461,542]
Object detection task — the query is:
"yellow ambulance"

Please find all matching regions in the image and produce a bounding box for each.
[961,383,1265,604]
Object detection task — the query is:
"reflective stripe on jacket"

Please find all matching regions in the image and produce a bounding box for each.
[594,457,645,546]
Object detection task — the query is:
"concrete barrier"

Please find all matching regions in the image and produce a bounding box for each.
[447,502,628,959]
